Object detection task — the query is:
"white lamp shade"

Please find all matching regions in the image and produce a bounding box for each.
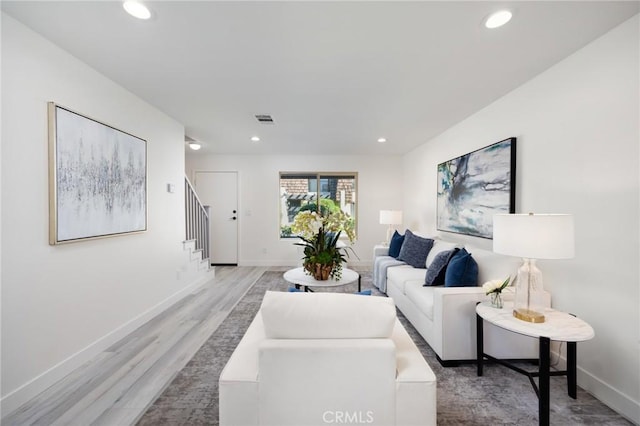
[379,210,403,225]
[493,214,574,259]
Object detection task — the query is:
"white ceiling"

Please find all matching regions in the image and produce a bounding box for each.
[2,1,638,155]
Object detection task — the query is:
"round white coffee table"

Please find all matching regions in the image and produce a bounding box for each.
[283,267,361,292]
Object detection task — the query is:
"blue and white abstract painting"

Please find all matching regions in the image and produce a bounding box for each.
[437,138,515,239]
[50,104,147,244]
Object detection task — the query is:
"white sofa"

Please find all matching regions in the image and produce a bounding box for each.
[374,241,550,364]
[219,291,437,426]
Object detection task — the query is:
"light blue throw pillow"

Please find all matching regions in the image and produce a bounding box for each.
[397,230,434,268]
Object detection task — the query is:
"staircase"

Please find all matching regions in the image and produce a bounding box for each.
[182,239,212,274]
[184,176,210,269]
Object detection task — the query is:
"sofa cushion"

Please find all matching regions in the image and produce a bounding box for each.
[373,256,406,293]
[405,282,435,321]
[424,248,458,286]
[465,244,522,284]
[397,230,434,268]
[388,230,405,258]
[387,265,427,295]
[260,291,396,339]
[444,248,479,287]
[425,240,461,268]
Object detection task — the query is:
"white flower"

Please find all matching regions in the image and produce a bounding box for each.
[309,218,323,234]
[482,280,502,293]
[482,277,510,295]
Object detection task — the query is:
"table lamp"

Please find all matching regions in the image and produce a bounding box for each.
[379,210,403,245]
[493,213,574,323]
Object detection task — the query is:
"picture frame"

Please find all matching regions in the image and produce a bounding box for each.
[48,103,147,244]
[437,137,516,239]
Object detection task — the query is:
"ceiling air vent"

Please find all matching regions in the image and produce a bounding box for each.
[255,114,274,124]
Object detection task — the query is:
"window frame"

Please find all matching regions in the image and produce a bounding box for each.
[279,172,358,240]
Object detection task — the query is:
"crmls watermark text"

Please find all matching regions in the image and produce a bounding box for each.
[322,410,374,424]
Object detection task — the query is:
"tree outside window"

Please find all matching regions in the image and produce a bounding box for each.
[280,173,357,239]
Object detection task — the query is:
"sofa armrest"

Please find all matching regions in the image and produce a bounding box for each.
[430,287,551,360]
[373,244,389,257]
[432,287,487,360]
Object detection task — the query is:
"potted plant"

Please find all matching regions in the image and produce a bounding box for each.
[291,210,356,280]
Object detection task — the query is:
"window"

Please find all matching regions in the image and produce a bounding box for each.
[279,173,357,238]
[308,178,330,194]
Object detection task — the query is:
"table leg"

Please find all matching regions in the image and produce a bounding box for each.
[567,342,577,399]
[476,311,484,376]
[539,337,551,426]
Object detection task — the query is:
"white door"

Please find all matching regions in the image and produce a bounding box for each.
[195,171,238,265]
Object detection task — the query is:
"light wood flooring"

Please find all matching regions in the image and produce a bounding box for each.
[3,266,269,426]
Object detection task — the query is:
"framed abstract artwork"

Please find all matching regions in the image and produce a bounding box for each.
[437,137,516,239]
[48,103,147,244]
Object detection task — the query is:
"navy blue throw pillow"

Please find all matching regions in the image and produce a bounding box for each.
[424,248,458,286]
[388,230,405,258]
[397,230,434,268]
[444,248,478,287]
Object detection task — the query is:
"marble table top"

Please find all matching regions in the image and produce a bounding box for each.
[283,267,359,288]
[476,301,595,342]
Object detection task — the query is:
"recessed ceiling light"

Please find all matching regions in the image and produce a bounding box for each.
[377,138,387,143]
[251,136,260,142]
[484,10,512,29]
[123,1,151,20]
[188,142,201,151]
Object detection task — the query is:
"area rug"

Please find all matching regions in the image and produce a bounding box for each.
[137,270,629,426]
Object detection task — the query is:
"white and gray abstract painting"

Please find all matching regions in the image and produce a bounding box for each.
[437,138,515,239]
[54,106,146,242]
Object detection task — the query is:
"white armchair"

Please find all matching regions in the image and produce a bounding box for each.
[219,291,437,426]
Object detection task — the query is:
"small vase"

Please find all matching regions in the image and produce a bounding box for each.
[490,292,503,309]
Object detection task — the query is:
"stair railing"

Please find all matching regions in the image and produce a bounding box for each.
[185,176,210,262]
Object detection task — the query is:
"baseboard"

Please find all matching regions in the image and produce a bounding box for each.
[238,260,299,267]
[238,259,372,268]
[0,274,209,417]
[551,349,640,424]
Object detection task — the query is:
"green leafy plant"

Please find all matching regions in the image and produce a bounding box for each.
[291,210,356,280]
[280,225,293,237]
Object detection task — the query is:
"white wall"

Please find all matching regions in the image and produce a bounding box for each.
[186,154,404,266]
[1,14,205,413]
[403,15,639,422]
